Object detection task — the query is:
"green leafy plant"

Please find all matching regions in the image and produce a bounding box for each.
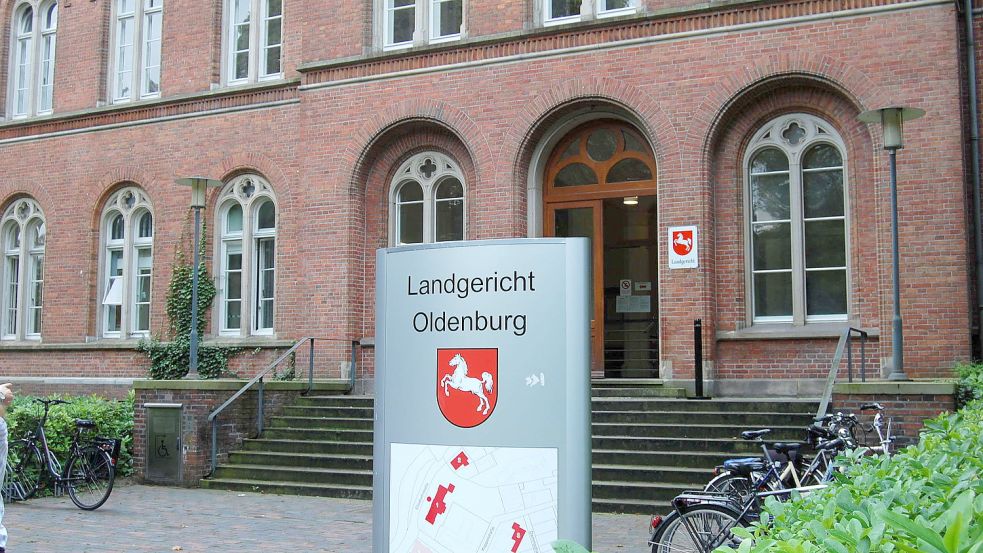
[138,214,241,379]
[6,392,135,481]
[551,539,598,553]
[715,399,983,553]
[954,362,983,410]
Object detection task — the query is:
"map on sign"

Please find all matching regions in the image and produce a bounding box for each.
[389,444,559,553]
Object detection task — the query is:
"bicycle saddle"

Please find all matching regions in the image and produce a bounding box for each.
[740,429,771,440]
[75,419,96,428]
[769,442,800,455]
[859,403,884,411]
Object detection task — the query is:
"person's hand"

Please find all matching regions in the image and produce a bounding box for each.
[0,383,13,406]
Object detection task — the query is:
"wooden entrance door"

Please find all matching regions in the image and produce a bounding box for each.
[543,120,659,377]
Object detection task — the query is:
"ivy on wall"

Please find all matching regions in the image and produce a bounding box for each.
[138,212,241,379]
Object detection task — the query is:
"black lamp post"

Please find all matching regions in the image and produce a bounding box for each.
[857,107,925,381]
[175,176,223,379]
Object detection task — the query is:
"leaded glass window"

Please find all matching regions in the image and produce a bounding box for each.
[100,187,153,337]
[1,198,45,340]
[745,114,849,324]
[390,152,467,245]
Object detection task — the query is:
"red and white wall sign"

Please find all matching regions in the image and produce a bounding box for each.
[668,226,698,269]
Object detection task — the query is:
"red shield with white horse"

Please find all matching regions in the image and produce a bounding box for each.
[436,348,498,428]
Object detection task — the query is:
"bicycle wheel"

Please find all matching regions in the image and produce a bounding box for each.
[66,447,115,510]
[705,472,754,501]
[3,441,44,501]
[651,504,745,553]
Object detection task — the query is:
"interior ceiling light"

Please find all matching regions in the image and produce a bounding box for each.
[623,196,639,205]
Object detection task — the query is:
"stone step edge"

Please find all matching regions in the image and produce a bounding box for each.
[202,477,372,491]
[214,463,372,476]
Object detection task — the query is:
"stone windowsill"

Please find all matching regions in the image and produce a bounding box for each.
[716,323,880,341]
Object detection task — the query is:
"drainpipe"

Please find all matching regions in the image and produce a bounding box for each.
[966,0,983,357]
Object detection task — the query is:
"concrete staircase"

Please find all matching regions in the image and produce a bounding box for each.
[202,383,818,515]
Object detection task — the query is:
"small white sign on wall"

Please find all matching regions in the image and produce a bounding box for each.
[668,226,698,269]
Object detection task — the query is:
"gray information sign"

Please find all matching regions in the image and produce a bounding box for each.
[374,238,592,553]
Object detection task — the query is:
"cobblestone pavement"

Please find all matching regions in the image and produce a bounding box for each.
[4,484,652,552]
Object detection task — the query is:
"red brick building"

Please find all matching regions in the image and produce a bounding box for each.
[0,0,978,397]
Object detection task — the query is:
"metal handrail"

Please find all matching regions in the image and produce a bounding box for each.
[205,336,360,476]
[816,327,868,418]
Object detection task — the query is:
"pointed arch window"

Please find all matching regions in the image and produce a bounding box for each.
[2,198,45,341]
[9,1,58,118]
[100,187,154,337]
[216,175,277,336]
[389,152,465,245]
[745,114,849,325]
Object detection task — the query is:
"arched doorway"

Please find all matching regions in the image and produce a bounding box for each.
[543,120,659,378]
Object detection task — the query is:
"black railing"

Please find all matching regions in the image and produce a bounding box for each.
[205,337,361,476]
[817,327,868,418]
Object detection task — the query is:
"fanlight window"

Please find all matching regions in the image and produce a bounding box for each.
[546,121,656,195]
[390,152,466,245]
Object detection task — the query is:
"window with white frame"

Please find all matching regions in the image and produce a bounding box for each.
[390,152,465,245]
[100,187,154,337]
[745,113,848,325]
[543,0,635,25]
[216,175,277,336]
[382,0,462,49]
[110,0,163,103]
[8,1,58,118]
[1,198,45,341]
[226,0,282,85]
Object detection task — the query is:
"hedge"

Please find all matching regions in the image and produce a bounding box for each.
[6,392,135,478]
[718,399,983,553]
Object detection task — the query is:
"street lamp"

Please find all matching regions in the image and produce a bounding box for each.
[175,176,223,379]
[858,107,925,381]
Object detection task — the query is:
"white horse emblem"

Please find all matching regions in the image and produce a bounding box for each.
[440,353,494,415]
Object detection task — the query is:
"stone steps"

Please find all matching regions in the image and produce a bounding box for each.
[203,385,818,517]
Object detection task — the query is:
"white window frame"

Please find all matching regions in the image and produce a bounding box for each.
[743,113,850,327]
[224,0,283,86]
[108,0,163,104]
[380,0,463,51]
[541,0,636,26]
[214,175,277,337]
[99,187,154,338]
[7,1,58,118]
[388,152,466,245]
[1,198,45,341]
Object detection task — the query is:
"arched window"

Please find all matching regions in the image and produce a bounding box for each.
[100,187,154,337]
[389,152,466,245]
[1,198,46,340]
[745,114,848,324]
[9,1,57,117]
[216,175,277,336]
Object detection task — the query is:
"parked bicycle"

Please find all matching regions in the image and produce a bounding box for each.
[2,398,119,510]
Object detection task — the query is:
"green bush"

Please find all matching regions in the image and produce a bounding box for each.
[954,362,983,410]
[6,392,135,478]
[717,400,983,553]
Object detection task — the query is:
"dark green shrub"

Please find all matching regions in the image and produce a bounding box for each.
[954,362,983,410]
[6,392,135,478]
[717,400,983,552]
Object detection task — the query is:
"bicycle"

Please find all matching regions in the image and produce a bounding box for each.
[3,398,119,510]
[702,428,847,511]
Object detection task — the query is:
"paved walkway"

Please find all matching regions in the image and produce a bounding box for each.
[4,484,652,552]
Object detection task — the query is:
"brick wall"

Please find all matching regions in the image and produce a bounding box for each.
[0,1,973,390]
[832,383,956,449]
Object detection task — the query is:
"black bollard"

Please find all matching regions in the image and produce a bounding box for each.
[689,319,711,399]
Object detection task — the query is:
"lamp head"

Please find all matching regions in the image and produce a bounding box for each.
[858,107,925,151]
[175,176,224,208]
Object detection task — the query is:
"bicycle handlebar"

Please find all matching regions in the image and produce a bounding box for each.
[34,398,70,405]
